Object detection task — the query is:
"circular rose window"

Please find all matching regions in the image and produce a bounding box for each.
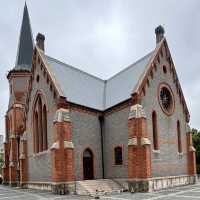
[158,84,174,115]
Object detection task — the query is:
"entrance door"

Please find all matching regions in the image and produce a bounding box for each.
[83,148,94,180]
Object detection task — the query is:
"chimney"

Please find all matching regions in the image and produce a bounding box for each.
[155,25,165,44]
[36,33,45,51]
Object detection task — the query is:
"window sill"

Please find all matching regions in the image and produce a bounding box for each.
[33,150,49,157]
[178,152,184,159]
[113,163,124,167]
[152,149,160,154]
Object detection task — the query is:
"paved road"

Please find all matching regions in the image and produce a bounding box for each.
[0,183,200,200]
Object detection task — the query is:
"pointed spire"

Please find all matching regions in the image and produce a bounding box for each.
[15,2,34,71]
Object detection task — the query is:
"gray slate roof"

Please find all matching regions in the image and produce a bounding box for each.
[15,3,34,71]
[45,51,154,110]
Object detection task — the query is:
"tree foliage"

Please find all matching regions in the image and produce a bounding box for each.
[192,128,200,173]
[192,128,200,163]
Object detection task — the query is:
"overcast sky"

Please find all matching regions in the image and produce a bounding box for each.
[0,0,200,136]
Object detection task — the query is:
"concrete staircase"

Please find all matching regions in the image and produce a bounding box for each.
[76,179,125,196]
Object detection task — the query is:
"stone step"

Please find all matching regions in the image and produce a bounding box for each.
[76,179,125,196]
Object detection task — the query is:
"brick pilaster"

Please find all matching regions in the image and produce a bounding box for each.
[19,133,28,185]
[2,142,9,184]
[9,135,18,186]
[128,93,152,180]
[51,107,75,194]
[186,124,196,176]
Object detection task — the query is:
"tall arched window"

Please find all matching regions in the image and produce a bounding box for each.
[38,96,43,152]
[34,112,39,153]
[152,111,159,150]
[114,146,123,165]
[43,105,48,150]
[177,120,182,153]
[33,94,48,153]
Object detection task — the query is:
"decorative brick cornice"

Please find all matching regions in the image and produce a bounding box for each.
[128,104,146,119]
[53,108,71,123]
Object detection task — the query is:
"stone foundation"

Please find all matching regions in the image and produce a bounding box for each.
[128,175,197,192]
[24,182,75,194]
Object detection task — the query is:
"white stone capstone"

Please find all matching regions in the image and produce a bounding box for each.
[21,132,27,141]
[64,141,74,149]
[2,163,6,169]
[50,142,59,150]
[9,161,14,167]
[9,134,16,139]
[186,124,191,133]
[19,153,25,160]
[128,104,146,119]
[189,146,196,152]
[128,137,138,146]
[54,108,71,123]
[13,103,23,108]
[141,137,151,145]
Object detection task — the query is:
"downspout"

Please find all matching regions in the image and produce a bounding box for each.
[99,115,105,179]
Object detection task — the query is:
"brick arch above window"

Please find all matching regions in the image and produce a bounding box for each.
[32,90,49,113]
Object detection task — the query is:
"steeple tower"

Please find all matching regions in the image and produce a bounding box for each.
[15,2,34,71]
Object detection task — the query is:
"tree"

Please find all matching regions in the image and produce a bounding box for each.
[192,128,200,174]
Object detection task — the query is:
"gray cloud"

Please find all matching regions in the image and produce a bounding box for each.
[0,0,200,136]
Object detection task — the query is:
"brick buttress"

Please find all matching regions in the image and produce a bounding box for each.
[51,103,75,194]
[2,142,9,184]
[186,124,197,177]
[128,93,152,192]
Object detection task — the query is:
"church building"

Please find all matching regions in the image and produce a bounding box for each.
[2,4,197,194]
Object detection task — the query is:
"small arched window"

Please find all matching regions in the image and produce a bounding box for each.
[114,146,123,165]
[152,111,159,150]
[163,65,167,74]
[177,120,182,153]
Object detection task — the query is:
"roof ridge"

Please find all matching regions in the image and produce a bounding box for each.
[46,50,154,84]
[46,55,106,82]
[106,51,154,82]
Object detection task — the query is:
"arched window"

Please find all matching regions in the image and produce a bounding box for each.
[152,111,159,150]
[10,115,12,133]
[34,112,39,153]
[38,96,43,152]
[43,105,48,150]
[114,146,123,165]
[83,148,94,180]
[177,120,182,153]
[33,94,48,153]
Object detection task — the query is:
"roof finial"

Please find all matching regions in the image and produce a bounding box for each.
[36,33,45,51]
[155,25,165,44]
